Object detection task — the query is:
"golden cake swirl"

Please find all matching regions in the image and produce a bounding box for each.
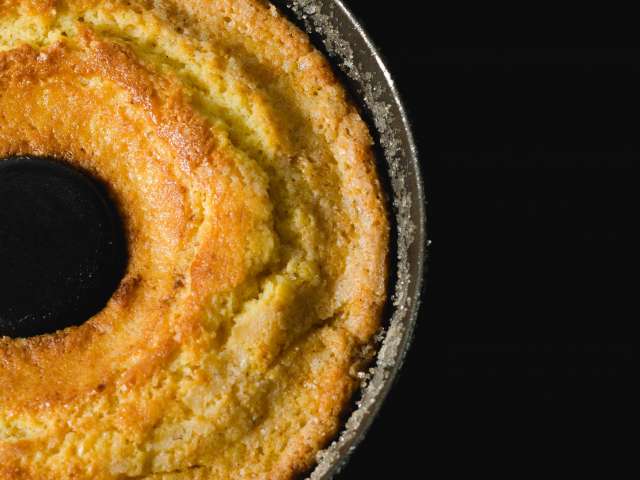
[0,1,388,478]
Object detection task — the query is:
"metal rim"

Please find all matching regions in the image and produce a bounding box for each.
[332,0,426,444]
[273,1,428,478]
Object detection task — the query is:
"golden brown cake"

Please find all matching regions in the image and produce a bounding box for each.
[0,1,388,478]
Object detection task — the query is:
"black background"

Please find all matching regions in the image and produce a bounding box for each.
[335,3,633,478]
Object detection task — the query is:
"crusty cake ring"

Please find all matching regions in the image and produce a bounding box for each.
[0,1,388,478]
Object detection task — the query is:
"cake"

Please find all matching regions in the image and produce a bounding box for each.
[0,1,388,478]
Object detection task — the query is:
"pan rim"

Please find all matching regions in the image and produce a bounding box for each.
[273,1,428,478]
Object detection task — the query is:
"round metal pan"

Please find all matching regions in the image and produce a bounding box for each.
[271,1,427,477]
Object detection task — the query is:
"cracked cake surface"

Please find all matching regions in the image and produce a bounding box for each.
[0,1,388,478]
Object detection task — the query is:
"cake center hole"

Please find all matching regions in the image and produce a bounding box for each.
[0,155,127,338]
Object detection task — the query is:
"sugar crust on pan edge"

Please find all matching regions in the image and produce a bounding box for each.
[0,1,388,478]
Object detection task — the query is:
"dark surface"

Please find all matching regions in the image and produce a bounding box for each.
[336,4,633,478]
[0,156,127,338]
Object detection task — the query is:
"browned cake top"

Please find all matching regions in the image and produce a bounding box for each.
[0,1,388,478]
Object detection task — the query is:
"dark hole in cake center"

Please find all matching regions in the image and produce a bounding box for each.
[0,155,127,338]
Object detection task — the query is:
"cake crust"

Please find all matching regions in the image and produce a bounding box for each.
[0,1,388,478]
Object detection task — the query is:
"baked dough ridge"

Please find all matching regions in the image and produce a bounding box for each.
[0,1,388,478]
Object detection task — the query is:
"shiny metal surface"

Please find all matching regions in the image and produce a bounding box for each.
[271,1,427,477]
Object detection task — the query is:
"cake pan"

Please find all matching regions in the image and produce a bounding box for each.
[273,1,427,477]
